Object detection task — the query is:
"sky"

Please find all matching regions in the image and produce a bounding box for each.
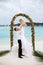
[0,0,43,24]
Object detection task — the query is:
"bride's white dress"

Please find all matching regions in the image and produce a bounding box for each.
[20,27,32,56]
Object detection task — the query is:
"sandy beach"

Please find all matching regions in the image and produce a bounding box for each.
[0,44,10,51]
[0,49,43,65]
[0,41,43,65]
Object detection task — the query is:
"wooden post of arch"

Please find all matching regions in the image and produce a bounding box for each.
[10,13,35,51]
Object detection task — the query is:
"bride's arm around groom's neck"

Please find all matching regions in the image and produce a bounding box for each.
[19,22,27,29]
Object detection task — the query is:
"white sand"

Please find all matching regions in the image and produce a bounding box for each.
[0,44,10,51]
[0,50,43,65]
[0,43,43,65]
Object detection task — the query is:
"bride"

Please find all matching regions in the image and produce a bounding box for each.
[19,19,32,57]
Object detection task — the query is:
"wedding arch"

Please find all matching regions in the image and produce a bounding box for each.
[10,13,35,51]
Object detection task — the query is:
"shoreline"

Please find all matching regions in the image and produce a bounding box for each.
[0,40,43,52]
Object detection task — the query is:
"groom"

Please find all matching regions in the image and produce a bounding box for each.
[14,27,24,58]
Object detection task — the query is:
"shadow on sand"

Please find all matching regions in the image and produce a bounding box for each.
[0,50,10,57]
[33,50,43,62]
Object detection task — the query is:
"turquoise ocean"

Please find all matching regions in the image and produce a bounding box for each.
[0,26,43,51]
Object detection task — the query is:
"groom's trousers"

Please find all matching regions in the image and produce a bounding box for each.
[18,39,22,57]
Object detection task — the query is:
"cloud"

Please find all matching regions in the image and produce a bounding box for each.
[0,0,9,2]
[0,0,43,24]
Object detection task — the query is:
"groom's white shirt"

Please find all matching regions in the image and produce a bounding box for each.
[17,27,22,39]
[16,27,24,40]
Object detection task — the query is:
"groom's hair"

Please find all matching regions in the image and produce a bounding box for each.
[14,27,16,31]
